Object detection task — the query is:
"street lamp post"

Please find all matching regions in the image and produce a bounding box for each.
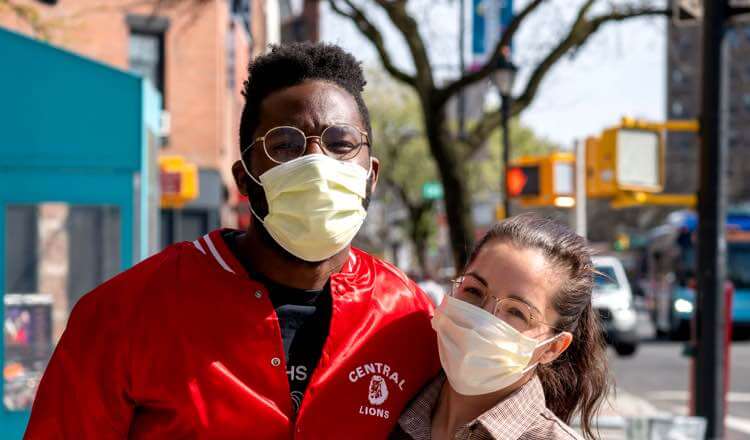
[491,57,518,219]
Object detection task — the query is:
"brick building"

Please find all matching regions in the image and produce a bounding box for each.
[666,19,750,202]
[1,0,325,247]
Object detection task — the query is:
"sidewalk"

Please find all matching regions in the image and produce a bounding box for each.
[574,388,665,439]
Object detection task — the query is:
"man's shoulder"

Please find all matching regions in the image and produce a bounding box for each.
[73,241,201,312]
[350,248,440,308]
[108,242,192,286]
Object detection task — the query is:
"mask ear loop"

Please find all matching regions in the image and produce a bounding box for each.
[238,153,267,223]
[521,333,561,374]
[239,155,263,186]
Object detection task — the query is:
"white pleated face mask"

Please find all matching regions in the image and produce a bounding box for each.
[431,295,559,396]
[243,154,370,262]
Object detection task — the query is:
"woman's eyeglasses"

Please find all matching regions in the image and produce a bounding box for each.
[242,124,369,164]
[450,277,562,333]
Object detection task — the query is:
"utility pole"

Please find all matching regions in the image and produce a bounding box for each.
[501,95,511,218]
[574,139,587,239]
[458,0,466,138]
[694,1,729,438]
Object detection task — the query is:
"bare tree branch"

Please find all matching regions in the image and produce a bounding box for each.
[464,3,669,153]
[438,0,547,104]
[370,0,435,92]
[327,0,417,87]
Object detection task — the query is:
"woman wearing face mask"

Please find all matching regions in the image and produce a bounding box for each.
[392,214,609,440]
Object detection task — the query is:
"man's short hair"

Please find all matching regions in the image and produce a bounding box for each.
[239,42,371,153]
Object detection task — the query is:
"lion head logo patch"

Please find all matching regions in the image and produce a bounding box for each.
[367,375,389,406]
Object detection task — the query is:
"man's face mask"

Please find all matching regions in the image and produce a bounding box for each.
[241,153,372,262]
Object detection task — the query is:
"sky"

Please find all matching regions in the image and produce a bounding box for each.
[320,0,668,148]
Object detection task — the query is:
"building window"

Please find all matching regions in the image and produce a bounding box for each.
[671,101,685,117]
[672,69,684,84]
[227,22,236,91]
[127,15,169,108]
[6,206,38,293]
[230,0,251,35]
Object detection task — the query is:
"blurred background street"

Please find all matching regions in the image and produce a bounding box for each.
[602,295,750,439]
[609,339,750,439]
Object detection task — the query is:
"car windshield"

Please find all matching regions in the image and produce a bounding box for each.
[594,265,620,290]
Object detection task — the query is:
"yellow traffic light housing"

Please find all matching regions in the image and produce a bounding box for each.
[508,152,575,207]
[586,124,664,198]
[159,155,199,208]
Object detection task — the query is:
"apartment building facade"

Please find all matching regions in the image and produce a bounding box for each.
[666,19,750,202]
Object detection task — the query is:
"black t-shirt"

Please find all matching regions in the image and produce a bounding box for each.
[222,231,332,415]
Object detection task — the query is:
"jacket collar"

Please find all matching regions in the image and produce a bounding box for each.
[193,229,362,281]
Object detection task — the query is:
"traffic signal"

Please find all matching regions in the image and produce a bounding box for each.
[507,165,540,197]
[586,118,664,198]
[159,155,199,208]
[507,153,575,207]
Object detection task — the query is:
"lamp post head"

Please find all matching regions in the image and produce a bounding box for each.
[491,57,518,97]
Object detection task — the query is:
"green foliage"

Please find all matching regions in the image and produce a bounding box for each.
[466,119,559,198]
[365,71,437,206]
[365,70,559,272]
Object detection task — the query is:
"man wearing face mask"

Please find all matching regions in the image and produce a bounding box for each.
[25,43,441,440]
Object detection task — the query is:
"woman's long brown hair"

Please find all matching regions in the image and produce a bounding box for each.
[468,214,609,440]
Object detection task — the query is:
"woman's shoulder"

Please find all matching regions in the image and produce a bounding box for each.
[522,408,583,440]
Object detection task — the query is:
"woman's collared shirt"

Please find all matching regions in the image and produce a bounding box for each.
[391,374,582,440]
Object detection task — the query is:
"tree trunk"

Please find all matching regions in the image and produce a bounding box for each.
[407,204,431,277]
[407,215,427,276]
[423,99,475,271]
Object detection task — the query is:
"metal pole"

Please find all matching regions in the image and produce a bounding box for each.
[501,93,511,218]
[458,0,466,138]
[694,1,729,438]
[575,139,587,239]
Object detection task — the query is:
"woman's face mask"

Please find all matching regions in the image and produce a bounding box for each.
[431,294,559,396]
[242,153,371,262]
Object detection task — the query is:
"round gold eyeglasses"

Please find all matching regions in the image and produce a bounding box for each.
[242,123,369,164]
[450,277,562,333]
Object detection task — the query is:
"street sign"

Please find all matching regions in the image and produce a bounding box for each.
[616,129,662,191]
[471,0,514,67]
[422,181,444,200]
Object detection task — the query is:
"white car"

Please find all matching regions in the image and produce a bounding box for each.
[591,256,639,356]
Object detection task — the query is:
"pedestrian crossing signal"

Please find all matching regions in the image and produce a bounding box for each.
[507,153,575,207]
[507,165,540,197]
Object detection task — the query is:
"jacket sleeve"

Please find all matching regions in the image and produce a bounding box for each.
[24,284,134,439]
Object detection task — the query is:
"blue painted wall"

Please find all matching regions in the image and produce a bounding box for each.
[0,27,157,438]
[0,27,142,171]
